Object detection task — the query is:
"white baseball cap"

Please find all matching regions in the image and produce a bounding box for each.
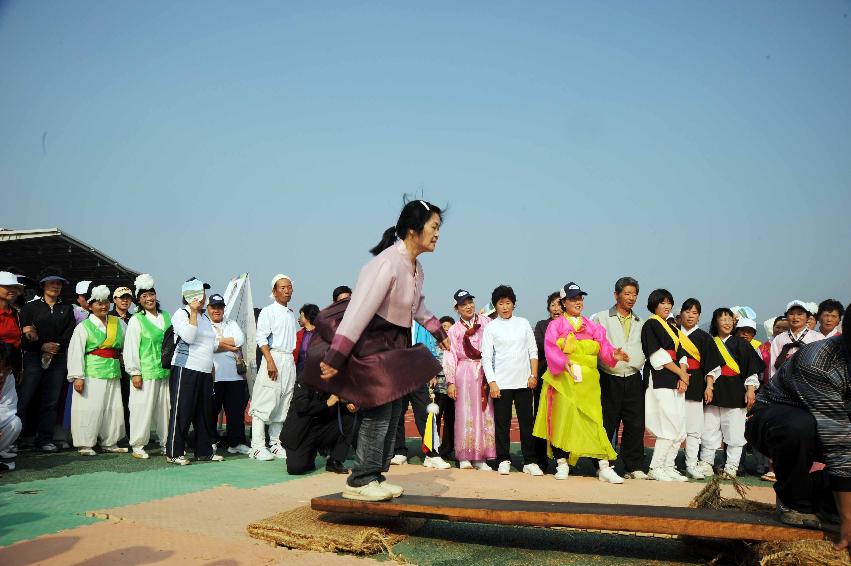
[0,271,24,287]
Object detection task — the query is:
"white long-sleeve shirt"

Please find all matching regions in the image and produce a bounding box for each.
[481,315,537,390]
[171,308,216,373]
[255,302,298,353]
[67,314,128,380]
[212,319,245,382]
[123,311,168,376]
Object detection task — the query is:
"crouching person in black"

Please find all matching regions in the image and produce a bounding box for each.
[281,378,356,475]
[746,306,851,550]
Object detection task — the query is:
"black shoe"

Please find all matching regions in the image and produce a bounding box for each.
[325,458,349,474]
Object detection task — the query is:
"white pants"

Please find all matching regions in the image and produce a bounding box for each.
[0,417,22,453]
[252,420,284,450]
[699,405,746,469]
[645,385,686,442]
[129,378,170,449]
[249,351,295,423]
[71,378,125,449]
[684,400,705,469]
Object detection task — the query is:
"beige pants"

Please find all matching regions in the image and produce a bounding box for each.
[129,378,170,449]
[71,377,125,448]
[249,351,295,423]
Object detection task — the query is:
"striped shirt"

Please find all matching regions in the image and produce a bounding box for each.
[757,336,851,487]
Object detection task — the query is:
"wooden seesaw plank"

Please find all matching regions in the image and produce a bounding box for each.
[311,494,825,542]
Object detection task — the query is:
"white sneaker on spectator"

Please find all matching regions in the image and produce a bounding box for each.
[268,443,286,459]
[666,467,688,482]
[102,446,128,453]
[390,454,408,466]
[624,470,649,480]
[648,467,673,481]
[78,448,97,456]
[498,460,511,475]
[554,458,570,480]
[342,481,393,502]
[597,467,625,484]
[209,454,225,462]
[424,456,451,469]
[685,466,705,480]
[132,447,149,459]
[522,463,544,476]
[697,461,715,477]
[474,461,492,471]
[227,444,251,455]
[167,455,191,466]
[40,443,58,453]
[250,447,275,461]
[458,460,473,470]
[721,465,738,479]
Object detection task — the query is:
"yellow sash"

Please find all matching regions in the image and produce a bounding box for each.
[750,339,762,352]
[650,314,679,351]
[714,336,740,375]
[677,328,701,362]
[100,316,120,348]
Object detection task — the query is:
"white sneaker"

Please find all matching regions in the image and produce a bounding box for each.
[721,465,738,479]
[268,443,286,459]
[698,461,715,477]
[390,454,408,466]
[342,481,393,502]
[648,467,673,481]
[685,466,705,480]
[209,454,225,462]
[498,460,511,475]
[250,447,275,461]
[78,448,97,456]
[554,458,570,480]
[522,463,544,476]
[624,470,649,480]
[474,461,493,471]
[379,480,404,498]
[102,446,128,453]
[227,444,251,455]
[40,443,58,453]
[666,467,688,482]
[166,455,191,466]
[458,460,473,470]
[132,447,150,459]
[424,456,451,469]
[598,466,625,484]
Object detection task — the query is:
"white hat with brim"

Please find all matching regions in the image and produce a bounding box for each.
[737,318,757,331]
[0,271,24,287]
[785,300,810,315]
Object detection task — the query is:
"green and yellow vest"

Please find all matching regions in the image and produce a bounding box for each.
[135,310,172,380]
[83,316,124,379]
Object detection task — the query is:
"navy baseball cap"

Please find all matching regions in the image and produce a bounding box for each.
[208,293,225,306]
[559,282,587,299]
[453,289,475,306]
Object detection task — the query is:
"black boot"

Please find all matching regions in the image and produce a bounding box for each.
[325,458,349,474]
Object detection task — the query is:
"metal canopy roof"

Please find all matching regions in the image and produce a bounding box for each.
[0,228,139,299]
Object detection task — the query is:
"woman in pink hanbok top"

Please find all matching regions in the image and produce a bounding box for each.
[443,290,496,470]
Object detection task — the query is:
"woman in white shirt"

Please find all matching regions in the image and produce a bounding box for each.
[165,278,222,465]
[207,294,249,455]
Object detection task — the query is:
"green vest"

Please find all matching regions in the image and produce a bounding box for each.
[135,310,172,380]
[83,316,124,379]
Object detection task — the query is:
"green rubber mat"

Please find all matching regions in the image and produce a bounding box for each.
[388,520,706,565]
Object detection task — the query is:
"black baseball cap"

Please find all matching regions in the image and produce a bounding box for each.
[453,289,475,306]
[208,293,225,306]
[559,282,587,299]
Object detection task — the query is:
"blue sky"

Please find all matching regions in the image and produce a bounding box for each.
[2,1,849,323]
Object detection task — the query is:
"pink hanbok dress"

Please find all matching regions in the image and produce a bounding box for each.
[443,316,496,461]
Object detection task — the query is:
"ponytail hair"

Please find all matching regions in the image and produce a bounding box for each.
[369,197,445,256]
